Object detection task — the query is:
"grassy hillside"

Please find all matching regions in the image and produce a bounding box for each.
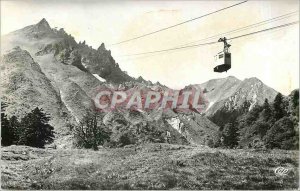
[2,144,298,190]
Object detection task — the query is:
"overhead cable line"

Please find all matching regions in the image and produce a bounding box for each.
[117,46,200,61]
[110,0,248,46]
[120,41,218,57]
[118,11,298,60]
[119,20,299,57]
[228,20,298,40]
[180,10,298,46]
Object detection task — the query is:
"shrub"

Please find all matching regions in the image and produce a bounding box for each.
[264,117,298,150]
[74,113,110,150]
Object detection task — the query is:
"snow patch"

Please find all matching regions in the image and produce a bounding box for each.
[166,117,182,133]
[60,91,79,123]
[249,93,258,111]
[93,74,106,82]
[206,101,215,111]
[81,60,88,68]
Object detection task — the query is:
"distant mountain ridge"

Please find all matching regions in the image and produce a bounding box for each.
[192,76,278,116]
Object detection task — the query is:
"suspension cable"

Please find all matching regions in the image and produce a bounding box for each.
[110,1,248,46]
[119,20,298,57]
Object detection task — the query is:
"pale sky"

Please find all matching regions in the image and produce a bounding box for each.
[1,0,299,95]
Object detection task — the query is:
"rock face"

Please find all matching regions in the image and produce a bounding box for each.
[164,112,219,145]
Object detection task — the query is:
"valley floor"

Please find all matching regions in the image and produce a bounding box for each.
[1,144,299,190]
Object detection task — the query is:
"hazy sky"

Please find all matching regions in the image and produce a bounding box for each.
[1,0,299,95]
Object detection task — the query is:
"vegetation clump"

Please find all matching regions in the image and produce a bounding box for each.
[1,102,54,148]
[212,91,299,150]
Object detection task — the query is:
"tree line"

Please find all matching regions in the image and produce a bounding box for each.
[214,91,299,150]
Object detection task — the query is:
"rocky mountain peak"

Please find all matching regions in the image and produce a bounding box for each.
[36,18,51,31]
[244,77,261,83]
[97,43,106,51]
[10,46,22,52]
[136,76,145,81]
[155,81,162,86]
[226,76,239,80]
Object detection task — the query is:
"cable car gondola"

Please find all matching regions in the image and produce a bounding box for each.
[214,37,231,73]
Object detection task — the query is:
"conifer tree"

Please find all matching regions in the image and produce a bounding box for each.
[18,108,54,148]
[222,122,239,148]
[262,98,272,121]
[273,93,286,120]
[1,102,15,146]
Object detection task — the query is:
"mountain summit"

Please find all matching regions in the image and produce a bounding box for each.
[194,76,278,116]
[36,18,51,30]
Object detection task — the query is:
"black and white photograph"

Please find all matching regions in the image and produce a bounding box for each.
[0,0,299,190]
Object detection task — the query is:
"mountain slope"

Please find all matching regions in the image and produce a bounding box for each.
[197,76,241,105]
[0,47,75,134]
